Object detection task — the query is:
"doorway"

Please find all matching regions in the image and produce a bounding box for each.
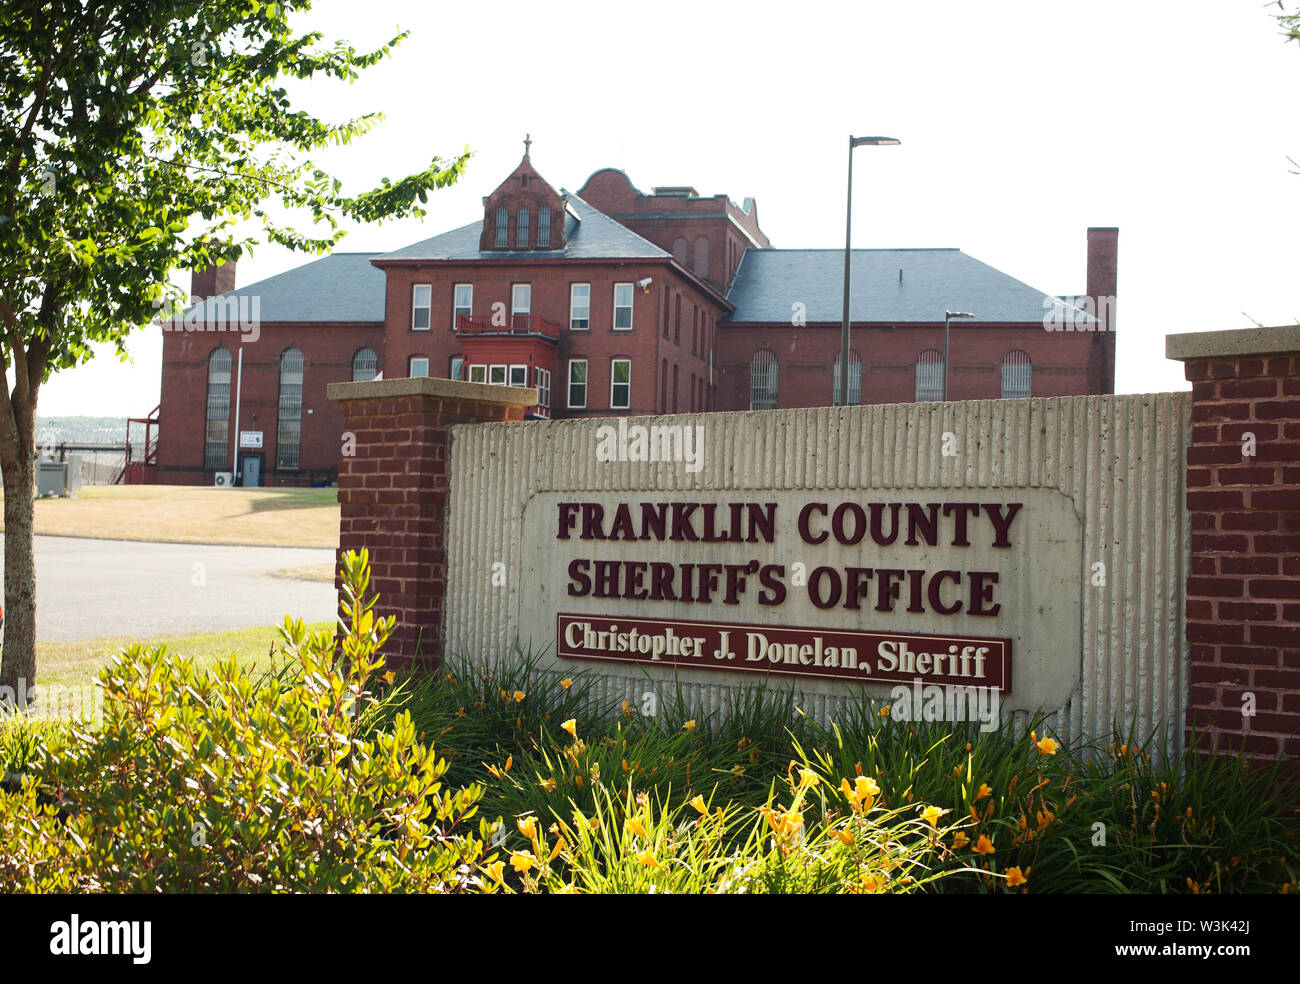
[240,453,264,487]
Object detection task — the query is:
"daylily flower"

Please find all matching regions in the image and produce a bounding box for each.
[561,718,577,738]
[626,816,649,839]
[836,829,856,846]
[517,816,537,840]
[975,782,992,801]
[486,860,504,882]
[921,805,948,827]
[539,777,557,792]
[1031,730,1059,755]
[1006,866,1029,887]
[683,720,696,732]
[634,850,660,868]
[560,678,573,690]
[974,834,995,855]
[952,831,970,850]
[513,690,526,703]
[689,795,708,815]
[510,851,537,874]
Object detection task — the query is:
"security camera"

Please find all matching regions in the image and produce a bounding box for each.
[637,277,653,292]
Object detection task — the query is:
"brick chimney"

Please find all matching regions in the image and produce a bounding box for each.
[191,256,236,302]
[1086,227,1118,393]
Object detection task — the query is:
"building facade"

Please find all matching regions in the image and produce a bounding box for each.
[156,143,1117,486]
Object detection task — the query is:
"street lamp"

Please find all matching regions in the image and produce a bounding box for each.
[838,135,900,407]
[943,310,975,400]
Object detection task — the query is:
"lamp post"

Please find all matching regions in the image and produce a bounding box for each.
[838,135,900,406]
[943,310,975,401]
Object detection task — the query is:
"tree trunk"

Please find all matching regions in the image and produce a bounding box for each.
[0,421,37,709]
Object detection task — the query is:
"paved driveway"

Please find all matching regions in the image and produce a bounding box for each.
[2,536,336,643]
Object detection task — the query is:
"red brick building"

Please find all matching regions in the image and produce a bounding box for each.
[157,142,1117,486]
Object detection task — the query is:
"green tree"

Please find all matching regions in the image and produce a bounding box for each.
[0,1,468,698]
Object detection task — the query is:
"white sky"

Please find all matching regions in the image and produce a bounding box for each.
[39,0,1300,417]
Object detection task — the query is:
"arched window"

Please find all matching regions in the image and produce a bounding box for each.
[1001,350,1031,399]
[537,206,551,247]
[516,207,530,247]
[832,350,863,405]
[915,349,944,402]
[203,348,231,470]
[693,236,710,278]
[672,237,689,264]
[750,349,778,410]
[351,347,378,382]
[494,206,508,247]
[276,347,304,470]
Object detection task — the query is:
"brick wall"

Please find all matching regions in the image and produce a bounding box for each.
[326,376,534,666]
[1169,325,1300,771]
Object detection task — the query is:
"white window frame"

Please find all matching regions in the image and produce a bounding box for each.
[568,359,588,409]
[409,356,429,378]
[509,365,527,388]
[610,358,631,410]
[570,283,590,332]
[613,283,633,331]
[450,356,464,381]
[534,368,551,408]
[452,284,473,330]
[489,364,507,385]
[468,364,487,384]
[412,284,432,331]
[512,283,532,316]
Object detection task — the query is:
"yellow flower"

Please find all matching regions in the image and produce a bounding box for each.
[1034,734,1060,756]
[634,850,660,868]
[510,851,537,874]
[689,795,708,815]
[974,834,995,855]
[382,670,396,685]
[558,882,579,893]
[539,777,557,792]
[797,767,819,789]
[626,816,649,839]
[879,705,891,718]
[1006,866,1029,888]
[561,718,577,738]
[621,699,631,716]
[921,805,948,827]
[486,860,505,882]
[549,837,567,862]
[836,828,856,846]
[860,873,882,891]
[513,690,526,703]
[560,678,573,690]
[683,720,696,732]
[952,831,970,850]
[841,775,880,811]
[974,782,992,801]
[517,816,537,840]
[503,754,513,774]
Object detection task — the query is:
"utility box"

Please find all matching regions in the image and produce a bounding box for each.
[36,460,75,497]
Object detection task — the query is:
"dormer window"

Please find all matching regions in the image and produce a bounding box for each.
[538,206,551,248]
[495,207,508,247]
[516,208,530,247]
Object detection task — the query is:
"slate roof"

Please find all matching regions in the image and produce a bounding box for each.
[183,252,385,323]
[374,192,670,263]
[724,248,1085,325]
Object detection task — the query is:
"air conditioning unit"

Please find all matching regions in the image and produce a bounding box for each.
[213,471,234,488]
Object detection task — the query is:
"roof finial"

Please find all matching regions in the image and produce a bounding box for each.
[523,133,532,161]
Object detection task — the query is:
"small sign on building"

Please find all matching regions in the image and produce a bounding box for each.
[239,431,263,449]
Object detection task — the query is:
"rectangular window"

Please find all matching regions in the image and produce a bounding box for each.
[537,206,551,248]
[512,283,531,315]
[613,283,633,331]
[468,364,487,384]
[509,365,527,388]
[409,357,429,378]
[412,284,431,331]
[204,351,232,470]
[276,349,304,471]
[489,365,507,385]
[535,368,551,408]
[568,359,588,409]
[452,284,472,329]
[611,358,631,409]
[570,283,590,332]
[450,356,464,381]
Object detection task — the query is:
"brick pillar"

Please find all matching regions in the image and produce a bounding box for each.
[326,377,535,667]
[1167,325,1300,771]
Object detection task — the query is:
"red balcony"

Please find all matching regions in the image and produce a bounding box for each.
[456,313,561,341]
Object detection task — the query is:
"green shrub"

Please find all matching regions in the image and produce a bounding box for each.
[0,549,502,893]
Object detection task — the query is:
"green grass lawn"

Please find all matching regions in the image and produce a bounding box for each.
[4,484,339,548]
[32,621,333,697]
